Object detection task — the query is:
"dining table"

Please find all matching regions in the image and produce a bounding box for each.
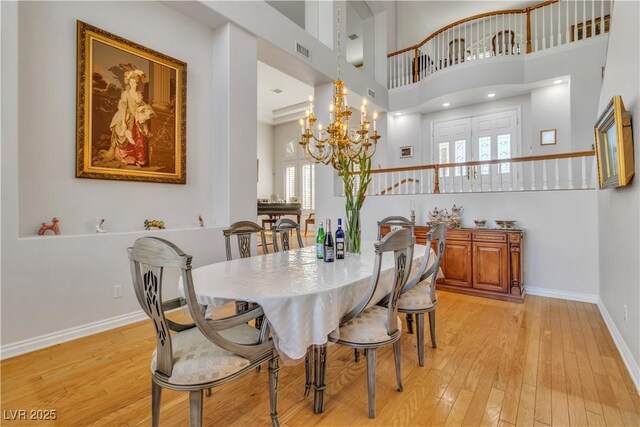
[182,241,433,413]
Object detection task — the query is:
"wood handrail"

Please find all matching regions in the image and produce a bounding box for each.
[356,150,594,176]
[388,0,559,58]
[379,178,420,195]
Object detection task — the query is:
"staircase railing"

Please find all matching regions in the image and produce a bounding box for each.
[340,150,596,196]
[388,0,611,89]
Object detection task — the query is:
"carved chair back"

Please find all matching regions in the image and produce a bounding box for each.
[492,30,515,55]
[401,224,446,304]
[377,216,415,241]
[128,237,275,379]
[341,228,415,336]
[223,221,268,261]
[448,38,466,64]
[272,218,304,252]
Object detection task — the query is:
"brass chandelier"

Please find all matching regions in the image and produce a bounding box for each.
[299,1,380,170]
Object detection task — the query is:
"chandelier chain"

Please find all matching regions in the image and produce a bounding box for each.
[336,0,341,80]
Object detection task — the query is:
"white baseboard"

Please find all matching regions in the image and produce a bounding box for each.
[0,310,147,360]
[526,287,599,304]
[597,300,640,394]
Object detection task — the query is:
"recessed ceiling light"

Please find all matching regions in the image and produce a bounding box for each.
[394,112,402,117]
[487,93,496,98]
[553,79,563,84]
[442,102,450,107]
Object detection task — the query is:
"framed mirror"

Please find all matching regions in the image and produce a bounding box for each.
[594,96,634,189]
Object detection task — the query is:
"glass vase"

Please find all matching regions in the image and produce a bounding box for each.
[345,205,361,254]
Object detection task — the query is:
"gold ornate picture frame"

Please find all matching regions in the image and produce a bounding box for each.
[594,95,635,189]
[76,21,187,184]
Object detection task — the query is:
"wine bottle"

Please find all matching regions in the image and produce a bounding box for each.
[335,218,345,259]
[316,222,325,259]
[323,219,335,262]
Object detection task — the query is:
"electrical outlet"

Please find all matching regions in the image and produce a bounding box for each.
[623,304,628,322]
[113,285,122,299]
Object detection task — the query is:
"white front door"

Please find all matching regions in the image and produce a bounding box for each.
[433,109,519,192]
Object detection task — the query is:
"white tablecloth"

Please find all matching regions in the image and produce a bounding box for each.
[182,242,429,361]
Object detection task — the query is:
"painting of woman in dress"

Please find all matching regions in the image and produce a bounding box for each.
[101,69,155,167]
[76,21,186,183]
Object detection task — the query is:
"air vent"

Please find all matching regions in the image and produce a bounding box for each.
[348,33,359,40]
[295,42,311,60]
[367,88,376,99]
[272,88,283,94]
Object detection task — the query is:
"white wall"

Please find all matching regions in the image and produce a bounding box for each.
[530,83,572,155]
[596,0,640,386]
[273,120,300,199]
[1,2,258,349]
[257,122,275,199]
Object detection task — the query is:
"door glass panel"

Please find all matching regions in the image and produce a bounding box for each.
[497,134,511,173]
[454,139,466,176]
[478,136,491,174]
[439,142,450,177]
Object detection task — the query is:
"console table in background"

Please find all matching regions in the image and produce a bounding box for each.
[381,225,525,302]
[257,201,301,230]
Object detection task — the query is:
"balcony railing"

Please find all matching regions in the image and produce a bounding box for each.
[341,151,596,196]
[388,0,611,89]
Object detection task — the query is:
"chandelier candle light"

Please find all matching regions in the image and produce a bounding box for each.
[299,1,380,254]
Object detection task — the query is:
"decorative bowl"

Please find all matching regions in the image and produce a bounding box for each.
[474,220,487,228]
[495,220,517,229]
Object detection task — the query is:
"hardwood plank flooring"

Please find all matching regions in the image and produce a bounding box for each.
[2,293,638,426]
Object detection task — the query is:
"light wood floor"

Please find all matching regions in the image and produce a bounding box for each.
[2,292,638,426]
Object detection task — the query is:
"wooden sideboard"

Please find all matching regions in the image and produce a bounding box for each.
[381,225,525,302]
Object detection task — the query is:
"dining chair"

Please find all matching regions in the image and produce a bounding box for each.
[376,216,416,333]
[223,221,268,317]
[304,213,315,236]
[448,38,465,66]
[272,218,304,252]
[128,237,280,427]
[396,224,446,366]
[492,30,515,55]
[326,228,415,418]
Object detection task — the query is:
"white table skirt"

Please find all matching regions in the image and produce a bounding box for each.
[181,242,429,362]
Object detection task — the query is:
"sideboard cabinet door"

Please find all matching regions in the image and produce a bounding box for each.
[442,241,472,287]
[472,242,509,293]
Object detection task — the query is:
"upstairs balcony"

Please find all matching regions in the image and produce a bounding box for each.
[387,0,611,90]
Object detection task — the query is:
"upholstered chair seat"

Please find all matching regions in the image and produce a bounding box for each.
[397,281,435,311]
[150,325,259,386]
[331,306,402,345]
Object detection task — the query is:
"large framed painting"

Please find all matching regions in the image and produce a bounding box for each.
[76,21,187,184]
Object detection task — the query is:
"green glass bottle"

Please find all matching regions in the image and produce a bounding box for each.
[316,222,325,259]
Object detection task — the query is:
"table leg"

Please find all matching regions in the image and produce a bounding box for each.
[313,344,327,414]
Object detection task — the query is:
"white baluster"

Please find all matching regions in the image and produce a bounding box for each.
[583,0,586,40]
[582,156,587,188]
[519,162,525,191]
[601,0,605,37]
[503,14,507,55]
[574,0,578,42]
[531,161,536,190]
[567,158,574,189]
[550,3,554,47]
[542,160,548,190]
[592,0,596,38]
[498,164,503,191]
[509,162,515,191]
[566,0,570,45]
[557,1,561,46]
[554,158,560,189]
[542,6,546,49]
[534,9,539,51]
